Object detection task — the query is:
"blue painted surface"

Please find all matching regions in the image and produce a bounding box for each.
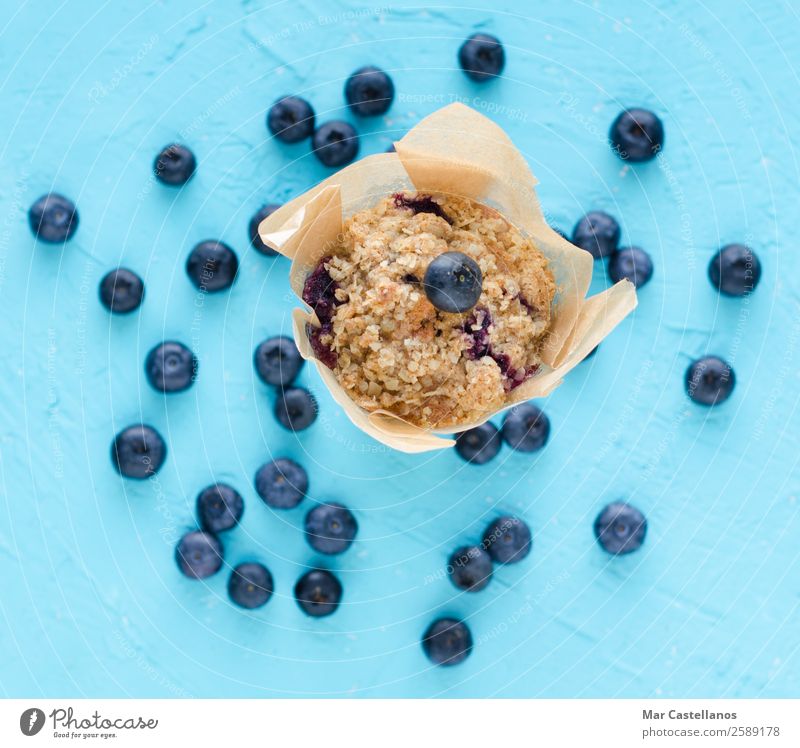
[1,0,799,698]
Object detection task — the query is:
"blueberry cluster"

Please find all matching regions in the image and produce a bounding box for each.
[570,210,654,288]
[449,515,532,592]
[167,331,349,614]
[266,33,505,168]
[266,64,394,168]
[171,332,335,613]
[175,457,357,615]
[25,29,767,671]
[53,137,321,482]
[559,104,758,406]
[251,455,357,617]
[455,402,550,465]
[424,515,531,667]
[29,139,335,614]
[253,335,318,431]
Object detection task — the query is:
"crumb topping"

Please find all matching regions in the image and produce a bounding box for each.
[302,191,556,429]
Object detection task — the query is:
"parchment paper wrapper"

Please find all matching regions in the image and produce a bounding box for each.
[259,103,637,453]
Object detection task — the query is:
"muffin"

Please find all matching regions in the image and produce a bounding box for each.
[301,190,556,429]
[258,103,637,452]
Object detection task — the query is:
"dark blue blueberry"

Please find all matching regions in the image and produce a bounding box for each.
[228,562,273,609]
[267,96,315,143]
[304,502,358,555]
[294,569,342,617]
[145,341,197,394]
[610,109,664,163]
[111,424,166,479]
[254,336,304,387]
[153,143,196,186]
[502,403,550,452]
[345,65,395,116]
[685,356,735,406]
[186,240,238,292]
[196,483,244,533]
[175,530,223,579]
[572,211,621,260]
[423,251,483,313]
[99,268,144,314]
[312,121,359,167]
[458,33,505,82]
[455,422,501,464]
[482,515,532,564]
[448,545,493,592]
[594,502,647,555]
[255,458,308,509]
[608,246,653,288]
[249,204,282,256]
[28,193,78,242]
[422,618,472,666]
[708,243,761,297]
[275,387,318,431]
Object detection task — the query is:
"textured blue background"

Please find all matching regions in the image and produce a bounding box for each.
[1,0,799,698]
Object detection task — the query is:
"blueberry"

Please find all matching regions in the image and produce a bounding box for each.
[594,502,647,555]
[196,483,244,533]
[502,403,550,452]
[294,569,342,617]
[275,387,318,431]
[482,515,532,564]
[609,109,664,163]
[458,33,505,82]
[455,422,501,464]
[423,251,482,313]
[685,355,735,406]
[708,243,761,296]
[304,502,358,555]
[228,562,273,609]
[608,246,653,288]
[153,143,196,186]
[394,192,452,223]
[448,545,493,592]
[28,193,78,242]
[345,66,395,116]
[186,240,238,292]
[254,336,304,387]
[255,458,308,509]
[249,204,282,256]
[572,211,621,260]
[422,618,472,667]
[145,341,197,394]
[111,424,166,479]
[98,268,144,314]
[312,121,359,168]
[175,530,223,579]
[267,96,316,143]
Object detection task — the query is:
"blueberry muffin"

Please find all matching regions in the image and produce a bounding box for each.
[302,191,556,429]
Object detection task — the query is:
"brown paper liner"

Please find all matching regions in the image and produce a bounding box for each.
[259,103,637,453]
